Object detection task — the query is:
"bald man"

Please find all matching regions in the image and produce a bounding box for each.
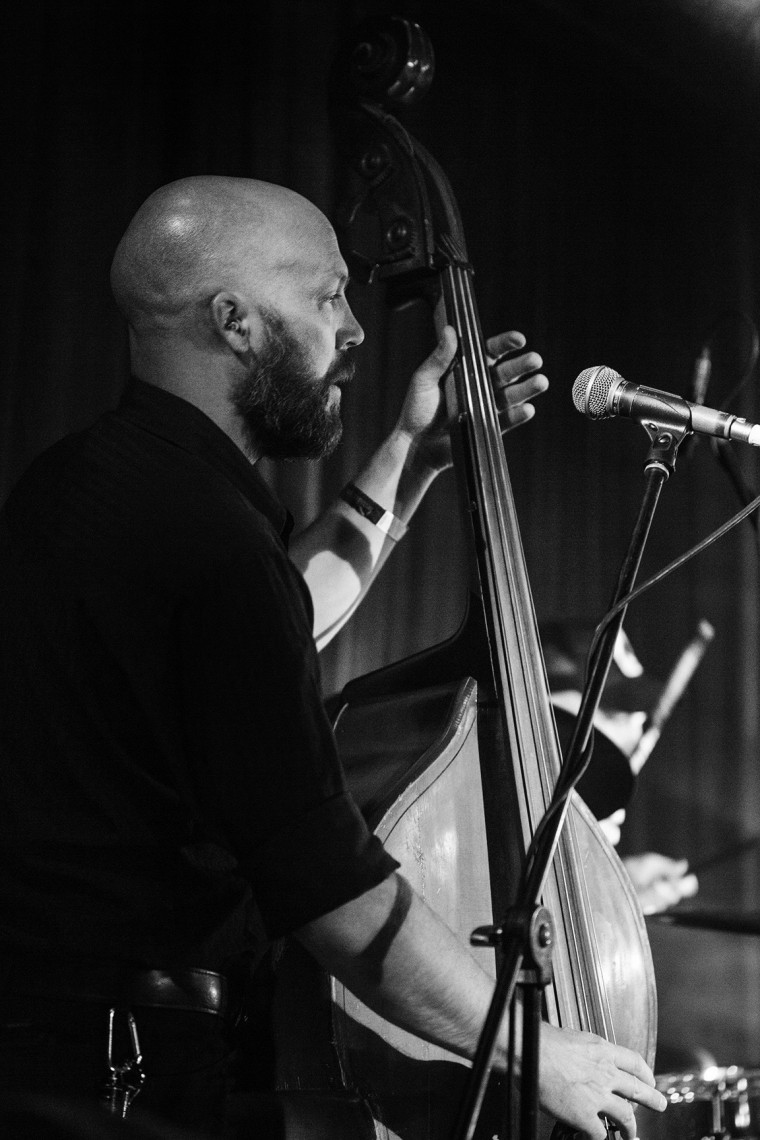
[0,177,664,1138]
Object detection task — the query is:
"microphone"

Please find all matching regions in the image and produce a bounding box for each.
[573,365,760,448]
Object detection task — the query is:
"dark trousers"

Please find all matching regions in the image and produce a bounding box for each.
[0,996,284,1139]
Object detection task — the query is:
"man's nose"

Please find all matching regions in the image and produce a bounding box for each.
[339,305,364,349]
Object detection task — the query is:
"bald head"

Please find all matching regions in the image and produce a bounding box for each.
[110,175,333,334]
[108,176,361,456]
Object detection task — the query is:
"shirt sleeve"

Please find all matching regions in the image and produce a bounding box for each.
[176,526,398,938]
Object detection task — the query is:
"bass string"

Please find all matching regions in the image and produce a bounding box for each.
[444,259,557,805]
[444,260,615,1041]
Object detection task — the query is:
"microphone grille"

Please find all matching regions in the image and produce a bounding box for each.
[572,366,621,419]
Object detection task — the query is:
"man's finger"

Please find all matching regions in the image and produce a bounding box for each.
[606,1097,639,1140]
[486,329,526,360]
[497,372,549,400]
[492,352,545,387]
[417,325,458,383]
[498,404,536,431]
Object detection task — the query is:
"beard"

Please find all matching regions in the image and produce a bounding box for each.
[230,309,355,460]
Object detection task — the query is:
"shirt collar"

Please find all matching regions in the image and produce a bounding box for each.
[118,378,293,543]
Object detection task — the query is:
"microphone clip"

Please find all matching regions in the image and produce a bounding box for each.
[640,417,691,476]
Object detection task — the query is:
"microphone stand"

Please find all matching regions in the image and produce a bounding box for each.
[450,418,689,1140]
[563,420,689,778]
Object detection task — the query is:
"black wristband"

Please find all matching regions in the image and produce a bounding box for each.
[339,483,408,542]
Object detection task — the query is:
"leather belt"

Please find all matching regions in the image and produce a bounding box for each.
[0,958,236,1018]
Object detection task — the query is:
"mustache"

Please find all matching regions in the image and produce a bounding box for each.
[324,353,356,389]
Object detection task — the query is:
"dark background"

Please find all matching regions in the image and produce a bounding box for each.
[3,0,760,1068]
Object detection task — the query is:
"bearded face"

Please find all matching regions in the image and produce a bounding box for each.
[230,308,355,460]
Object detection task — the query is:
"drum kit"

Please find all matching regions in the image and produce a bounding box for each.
[640,1066,760,1140]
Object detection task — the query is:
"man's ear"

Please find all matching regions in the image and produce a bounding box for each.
[210,292,262,354]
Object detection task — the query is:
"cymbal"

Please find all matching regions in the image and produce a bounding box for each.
[647,908,760,936]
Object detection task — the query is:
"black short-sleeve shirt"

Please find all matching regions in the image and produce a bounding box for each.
[0,380,397,969]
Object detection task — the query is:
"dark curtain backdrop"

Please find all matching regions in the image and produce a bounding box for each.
[3,0,760,1066]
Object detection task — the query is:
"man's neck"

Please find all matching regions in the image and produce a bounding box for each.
[130,347,260,464]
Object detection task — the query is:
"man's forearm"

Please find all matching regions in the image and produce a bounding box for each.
[294,873,666,1138]
[295,873,500,1062]
[290,428,440,650]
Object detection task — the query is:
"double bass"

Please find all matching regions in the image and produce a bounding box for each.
[271,18,657,1139]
